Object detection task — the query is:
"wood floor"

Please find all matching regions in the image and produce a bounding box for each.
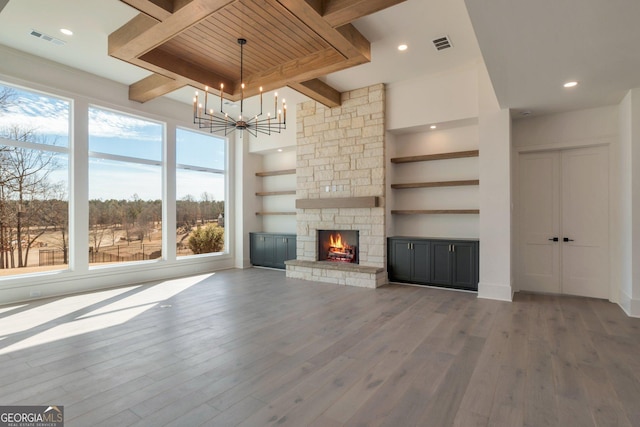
[1,268,639,426]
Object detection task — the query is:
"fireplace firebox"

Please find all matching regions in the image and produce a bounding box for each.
[317,230,359,264]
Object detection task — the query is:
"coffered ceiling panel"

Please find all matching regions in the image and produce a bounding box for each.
[110,0,407,106]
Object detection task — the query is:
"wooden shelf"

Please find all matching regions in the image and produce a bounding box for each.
[255,190,296,196]
[255,169,296,177]
[391,150,479,164]
[391,209,480,215]
[391,179,479,189]
[255,212,296,216]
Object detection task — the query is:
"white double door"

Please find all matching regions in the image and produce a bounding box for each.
[518,146,609,299]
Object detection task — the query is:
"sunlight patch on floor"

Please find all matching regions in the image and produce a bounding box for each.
[0,273,214,355]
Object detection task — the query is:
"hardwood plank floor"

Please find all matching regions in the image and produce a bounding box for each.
[0,268,639,426]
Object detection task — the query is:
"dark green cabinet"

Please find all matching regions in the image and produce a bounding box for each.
[388,237,479,291]
[250,233,296,269]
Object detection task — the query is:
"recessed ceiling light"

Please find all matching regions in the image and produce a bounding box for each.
[277,149,283,152]
[563,81,578,88]
[430,125,437,129]
[398,44,408,51]
[60,28,73,36]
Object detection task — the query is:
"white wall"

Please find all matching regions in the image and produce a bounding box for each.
[618,89,640,316]
[389,122,480,238]
[0,45,236,305]
[247,87,308,154]
[259,150,297,234]
[477,64,512,301]
[386,65,479,131]
[385,62,514,300]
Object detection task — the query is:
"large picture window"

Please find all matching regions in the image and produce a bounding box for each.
[176,128,226,257]
[88,107,163,266]
[0,84,70,276]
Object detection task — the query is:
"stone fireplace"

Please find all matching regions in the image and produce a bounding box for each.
[285,84,386,288]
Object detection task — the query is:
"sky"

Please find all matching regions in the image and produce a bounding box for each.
[0,84,226,201]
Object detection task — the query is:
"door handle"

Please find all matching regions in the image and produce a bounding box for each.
[563,237,574,242]
[548,237,559,242]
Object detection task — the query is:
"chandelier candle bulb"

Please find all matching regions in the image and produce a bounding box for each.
[220,83,224,111]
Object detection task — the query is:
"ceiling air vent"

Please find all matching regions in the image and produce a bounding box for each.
[432,36,452,51]
[30,29,66,46]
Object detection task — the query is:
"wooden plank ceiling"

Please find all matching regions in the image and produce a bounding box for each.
[109,0,406,107]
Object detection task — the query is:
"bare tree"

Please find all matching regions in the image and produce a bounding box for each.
[0,127,60,268]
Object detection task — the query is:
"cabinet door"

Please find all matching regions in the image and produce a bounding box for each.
[388,239,412,282]
[286,236,297,261]
[250,233,264,266]
[411,241,430,283]
[262,235,276,267]
[430,241,452,286]
[275,236,296,269]
[452,242,478,290]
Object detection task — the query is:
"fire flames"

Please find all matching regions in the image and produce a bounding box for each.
[326,233,356,263]
[329,233,348,250]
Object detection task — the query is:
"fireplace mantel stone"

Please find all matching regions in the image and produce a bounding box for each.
[295,196,379,209]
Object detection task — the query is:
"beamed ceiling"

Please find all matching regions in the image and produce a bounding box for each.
[109,0,407,107]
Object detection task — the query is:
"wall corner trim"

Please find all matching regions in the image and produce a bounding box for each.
[477,281,513,302]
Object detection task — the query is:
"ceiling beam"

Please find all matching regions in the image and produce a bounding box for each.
[289,79,341,107]
[322,0,408,28]
[276,0,369,63]
[129,74,186,103]
[117,0,173,20]
[140,48,237,93]
[109,0,234,61]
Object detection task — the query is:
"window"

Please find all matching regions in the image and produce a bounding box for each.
[0,83,70,276]
[88,107,163,265]
[176,128,226,257]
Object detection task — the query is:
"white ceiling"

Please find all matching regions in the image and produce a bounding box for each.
[464,0,640,117]
[1,0,638,118]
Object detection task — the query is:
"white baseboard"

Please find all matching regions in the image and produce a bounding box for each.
[478,281,513,301]
[618,289,640,318]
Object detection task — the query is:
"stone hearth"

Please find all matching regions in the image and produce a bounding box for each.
[285,84,386,288]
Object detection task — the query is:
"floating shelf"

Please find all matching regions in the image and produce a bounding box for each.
[255,212,296,216]
[391,150,479,164]
[391,209,480,215]
[255,169,296,177]
[255,190,296,196]
[391,179,479,189]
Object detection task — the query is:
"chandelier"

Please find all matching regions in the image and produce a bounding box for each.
[193,38,286,138]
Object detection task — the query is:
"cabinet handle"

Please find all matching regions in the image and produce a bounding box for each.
[448,244,452,252]
[452,245,455,253]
